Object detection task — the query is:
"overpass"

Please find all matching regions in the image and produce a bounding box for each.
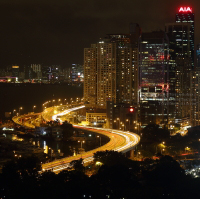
[42,125,140,172]
[12,104,140,173]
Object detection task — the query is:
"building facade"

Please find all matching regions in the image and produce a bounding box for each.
[84,24,140,110]
[139,31,170,128]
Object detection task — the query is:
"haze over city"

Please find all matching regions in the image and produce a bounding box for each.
[1,1,200,199]
[0,0,199,67]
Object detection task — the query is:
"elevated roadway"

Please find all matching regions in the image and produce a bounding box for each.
[12,105,140,173]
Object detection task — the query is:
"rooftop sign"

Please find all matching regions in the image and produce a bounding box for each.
[179,7,192,13]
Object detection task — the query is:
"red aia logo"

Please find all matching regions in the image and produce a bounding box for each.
[129,108,134,113]
[179,7,192,13]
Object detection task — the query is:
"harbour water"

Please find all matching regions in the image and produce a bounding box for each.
[0,83,83,119]
[4,131,109,159]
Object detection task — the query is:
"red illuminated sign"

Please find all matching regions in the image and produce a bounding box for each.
[179,7,192,13]
[129,108,134,113]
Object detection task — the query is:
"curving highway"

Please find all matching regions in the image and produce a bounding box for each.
[12,104,140,173]
[42,125,140,173]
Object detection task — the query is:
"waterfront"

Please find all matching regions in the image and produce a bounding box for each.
[2,130,110,161]
[0,83,83,119]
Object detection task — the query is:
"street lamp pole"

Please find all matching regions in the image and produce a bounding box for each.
[112,135,116,150]
[97,136,101,146]
[78,140,85,148]
[49,147,52,161]
[19,107,23,115]
[13,109,16,116]
[117,118,120,129]
[78,140,85,158]
[33,105,36,112]
[122,124,124,131]
[126,119,130,131]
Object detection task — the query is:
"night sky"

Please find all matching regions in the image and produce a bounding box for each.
[0,0,199,68]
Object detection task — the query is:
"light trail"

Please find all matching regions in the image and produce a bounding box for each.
[12,104,140,173]
[52,105,85,121]
[42,125,140,173]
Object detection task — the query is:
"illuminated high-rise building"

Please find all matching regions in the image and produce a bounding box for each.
[176,6,194,66]
[139,31,170,128]
[12,66,19,78]
[195,44,200,125]
[84,24,141,110]
[84,45,97,107]
[96,41,117,108]
[165,23,192,120]
[165,6,195,126]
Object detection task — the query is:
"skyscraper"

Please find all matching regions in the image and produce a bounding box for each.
[84,45,97,107]
[84,41,117,108]
[165,6,195,126]
[195,44,200,125]
[84,24,141,109]
[165,23,192,120]
[139,31,169,127]
[176,6,194,67]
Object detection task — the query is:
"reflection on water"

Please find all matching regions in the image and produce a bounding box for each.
[12,135,24,142]
[27,137,74,158]
[5,133,98,159]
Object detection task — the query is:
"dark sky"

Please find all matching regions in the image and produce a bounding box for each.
[0,0,199,68]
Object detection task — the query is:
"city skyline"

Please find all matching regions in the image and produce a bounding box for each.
[0,0,200,68]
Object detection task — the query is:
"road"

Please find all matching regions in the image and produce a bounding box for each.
[42,125,140,173]
[12,104,140,173]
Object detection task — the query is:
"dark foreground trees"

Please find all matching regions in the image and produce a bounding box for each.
[1,152,200,199]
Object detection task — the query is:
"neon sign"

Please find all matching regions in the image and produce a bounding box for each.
[179,7,192,13]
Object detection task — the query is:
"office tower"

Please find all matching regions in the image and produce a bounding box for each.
[25,65,34,80]
[197,44,200,70]
[71,64,84,83]
[45,65,61,81]
[195,44,200,125]
[165,23,191,59]
[31,64,41,73]
[176,6,194,67]
[12,66,19,78]
[165,6,195,126]
[165,23,192,120]
[31,64,42,79]
[139,31,169,128]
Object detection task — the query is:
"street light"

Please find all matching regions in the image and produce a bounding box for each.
[97,135,101,146]
[49,147,53,161]
[161,148,165,154]
[117,118,120,129]
[126,119,130,131]
[13,109,16,116]
[78,140,85,148]
[122,124,125,131]
[33,105,36,112]
[185,146,190,154]
[19,107,23,115]
[52,100,55,107]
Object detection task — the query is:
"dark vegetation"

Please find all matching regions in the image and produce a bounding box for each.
[1,151,200,199]
[140,124,200,158]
